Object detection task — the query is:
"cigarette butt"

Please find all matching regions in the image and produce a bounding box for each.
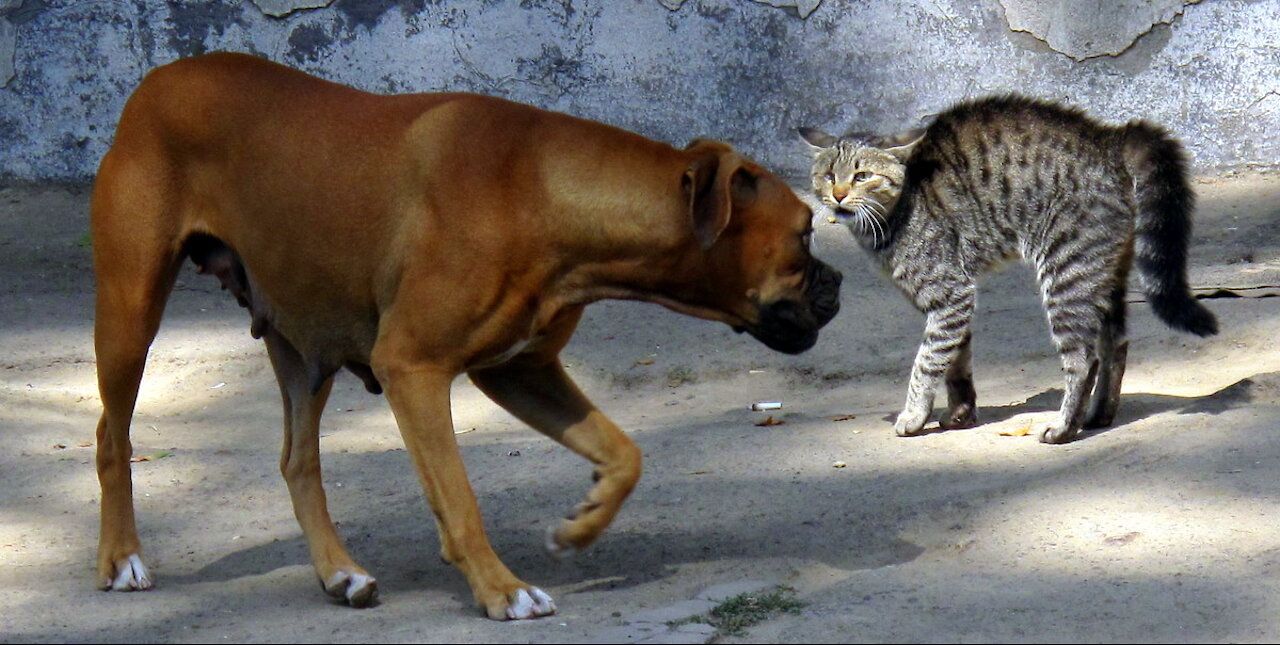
[750,401,782,411]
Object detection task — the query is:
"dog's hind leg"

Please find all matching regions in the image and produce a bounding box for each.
[90,155,184,592]
[263,330,378,607]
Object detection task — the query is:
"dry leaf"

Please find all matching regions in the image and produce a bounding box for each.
[130,451,171,463]
[633,359,654,366]
[687,470,712,475]
[999,424,1032,437]
[754,416,785,427]
[1104,531,1141,546]
[830,414,857,422]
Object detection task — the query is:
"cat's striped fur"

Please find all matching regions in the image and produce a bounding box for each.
[801,95,1217,444]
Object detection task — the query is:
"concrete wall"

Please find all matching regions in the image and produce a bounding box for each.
[1,0,1277,182]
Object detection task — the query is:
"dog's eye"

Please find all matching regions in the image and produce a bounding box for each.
[854,171,873,182]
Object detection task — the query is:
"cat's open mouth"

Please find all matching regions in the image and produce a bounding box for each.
[829,207,856,222]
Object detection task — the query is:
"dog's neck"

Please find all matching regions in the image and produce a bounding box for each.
[532,148,734,328]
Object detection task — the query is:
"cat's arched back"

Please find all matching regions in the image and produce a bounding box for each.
[800,95,1216,444]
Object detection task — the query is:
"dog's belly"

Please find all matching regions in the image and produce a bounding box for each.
[186,233,380,391]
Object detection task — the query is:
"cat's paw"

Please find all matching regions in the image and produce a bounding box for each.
[1038,423,1079,444]
[893,411,928,437]
[940,403,978,429]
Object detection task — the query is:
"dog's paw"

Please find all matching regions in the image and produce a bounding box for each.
[322,569,378,608]
[504,587,556,620]
[102,554,153,592]
[544,524,579,561]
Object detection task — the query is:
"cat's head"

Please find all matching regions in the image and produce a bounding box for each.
[797,126,924,239]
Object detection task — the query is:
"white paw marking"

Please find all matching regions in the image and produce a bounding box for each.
[111,554,152,591]
[530,588,556,615]
[344,573,373,603]
[325,570,377,605]
[506,587,556,620]
[507,589,534,619]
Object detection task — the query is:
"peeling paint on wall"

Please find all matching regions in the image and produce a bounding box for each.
[751,0,823,19]
[286,22,334,63]
[1,0,1278,181]
[0,0,30,88]
[250,0,333,19]
[167,2,246,57]
[658,0,824,18]
[0,18,13,88]
[1000,0,1201,60]
[334,0,427,31]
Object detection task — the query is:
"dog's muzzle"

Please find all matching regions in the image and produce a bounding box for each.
[747,259,843,354]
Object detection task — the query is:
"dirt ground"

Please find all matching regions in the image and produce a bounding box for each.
[1,170,1279,644]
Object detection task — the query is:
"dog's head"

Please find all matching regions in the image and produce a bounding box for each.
[680,139,843,354]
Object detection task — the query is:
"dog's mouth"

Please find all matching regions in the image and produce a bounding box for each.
[743,259,842,355]
[746,317,821,355]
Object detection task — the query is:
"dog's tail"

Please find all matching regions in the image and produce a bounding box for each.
[1120,120,1218,337]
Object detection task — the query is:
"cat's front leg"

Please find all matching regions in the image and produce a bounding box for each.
[895,294,975,436]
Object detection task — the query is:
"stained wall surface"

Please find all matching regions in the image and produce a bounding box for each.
[1,0,1276,181]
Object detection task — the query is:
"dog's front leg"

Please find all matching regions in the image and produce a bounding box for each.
[469,357,642,559]
[377,360,555,620]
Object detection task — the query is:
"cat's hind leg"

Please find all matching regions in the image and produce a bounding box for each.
[940,332,979,429]
[1038,273,1108,444]
[895,290,975,436]
[1084,281,1129,429]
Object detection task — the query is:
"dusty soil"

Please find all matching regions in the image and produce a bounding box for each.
[2,172,1279,643]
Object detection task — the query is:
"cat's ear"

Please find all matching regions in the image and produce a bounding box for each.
[797,127,838,151]
[683,139,752,250]
[880,128,927,162]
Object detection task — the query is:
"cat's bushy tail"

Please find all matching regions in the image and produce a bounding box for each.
[1120,120,1218,337]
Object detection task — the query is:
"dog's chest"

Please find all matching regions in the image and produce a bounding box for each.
[469,336,542,369]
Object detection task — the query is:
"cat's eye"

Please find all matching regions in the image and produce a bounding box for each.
[824,172,835,183]
[854,171,873,183]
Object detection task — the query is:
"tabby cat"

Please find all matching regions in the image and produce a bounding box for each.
[800,95,1217,444]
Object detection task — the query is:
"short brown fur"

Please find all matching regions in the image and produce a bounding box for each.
[92,53,840,618]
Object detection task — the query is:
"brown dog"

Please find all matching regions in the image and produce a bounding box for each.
[91,52,841,619]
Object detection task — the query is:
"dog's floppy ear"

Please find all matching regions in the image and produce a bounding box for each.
[683,139,755,250]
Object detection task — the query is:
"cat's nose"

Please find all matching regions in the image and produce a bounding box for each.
[832,187,849,202]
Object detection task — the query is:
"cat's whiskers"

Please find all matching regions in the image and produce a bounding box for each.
[854,199,887,246]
